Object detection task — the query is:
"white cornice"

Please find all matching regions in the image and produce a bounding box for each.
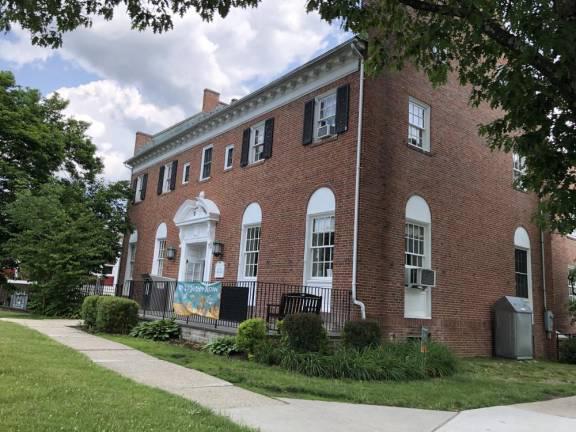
[128,41,360,174]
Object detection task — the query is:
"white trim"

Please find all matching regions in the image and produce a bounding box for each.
[224,145,234,170]
[249,122,265,164]
[514,227,534,312]
[129,59,359,174]
[182,162,191,184]
[237,203,263,282]
[408,97,431,152]
[199,145,213,181]
[151,223,167,276]
[314,90,337,140]
[134,175,144,202]
[161,162,173,194]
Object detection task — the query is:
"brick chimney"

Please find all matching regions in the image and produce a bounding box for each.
[134,131,152,155]
[202,89,221,113]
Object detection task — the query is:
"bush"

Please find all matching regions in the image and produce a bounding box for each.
[343,320,381,350]
[237,318,267,355]
[81,296,101,330]
[560,338,576,364]
[95,297,139,334]
[253,338,285,366]
[130,319,180,341]
[204,336,240,356]
[282,313,327,353]
[279,341,458,381]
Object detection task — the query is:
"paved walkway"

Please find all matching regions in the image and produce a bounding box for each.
[4,318,576,432]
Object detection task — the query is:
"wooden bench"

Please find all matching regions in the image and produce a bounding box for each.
[266,292,322,326]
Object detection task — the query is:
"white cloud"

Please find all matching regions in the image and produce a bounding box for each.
[1,0,347,181]
[0,27,52,66]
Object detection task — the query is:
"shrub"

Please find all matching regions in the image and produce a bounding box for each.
[95,297,139,334]
[560,338,576,364]
[343,320,382,350]
[282,313,327,353]
[253,338,285,366]
[279,341,458,381]
[130,319,180,341]
[204,336,240,356]
[237,318,267,355]
[81,296,101,330]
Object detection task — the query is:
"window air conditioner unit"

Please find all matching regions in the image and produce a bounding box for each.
[317,124,336,138]
[405,267,436,289]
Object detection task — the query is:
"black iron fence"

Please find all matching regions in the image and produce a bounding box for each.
[121,280,351,333]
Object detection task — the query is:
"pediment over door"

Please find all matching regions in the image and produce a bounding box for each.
[173,193,220,227]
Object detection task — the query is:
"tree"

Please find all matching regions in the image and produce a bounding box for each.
[5,180,131,316]
[0,70,103,276]
[2,1,575,232]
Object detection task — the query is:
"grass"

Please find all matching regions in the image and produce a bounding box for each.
[106,335,576,411]
[0,308,46,319]
[0,322,253,432]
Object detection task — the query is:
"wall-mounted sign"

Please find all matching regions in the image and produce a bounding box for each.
[214,261,225,279]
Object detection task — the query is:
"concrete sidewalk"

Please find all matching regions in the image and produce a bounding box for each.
[4,318,576,432]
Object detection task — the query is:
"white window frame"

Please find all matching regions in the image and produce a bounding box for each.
[307,213,335,282]
[224,145,234,170]
[239,224,261,281]
[156,239,167,277]
[514,227,534,315]
[408,97,430,152]
[124,242,137,281]
[249,122,265,164]
[512,152,526,188]
[134,175,144,203]
[200,145,213,181]
[162,162,172,194]
[314,91,337,139]
[182,162,191,184]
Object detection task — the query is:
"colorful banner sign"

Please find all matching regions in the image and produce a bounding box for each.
[173,281,222,319]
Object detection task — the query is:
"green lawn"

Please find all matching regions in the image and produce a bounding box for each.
[0,322,252,432]
[0,308,45,319]
[107,335,576,411]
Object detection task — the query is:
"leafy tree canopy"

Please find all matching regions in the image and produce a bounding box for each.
[2,1,576,232]
[5,179,131,315]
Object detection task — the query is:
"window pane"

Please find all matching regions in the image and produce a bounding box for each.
[310,215,335,278]
[405,222,426,268]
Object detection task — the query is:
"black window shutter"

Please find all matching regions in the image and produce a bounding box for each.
[141,174,148,200]
[263,117,274,159]
[302,99,315,145]
[240,128,251,167]
[170,160,178,191]
[131,178,137,203]
[335,84,350,134]
[157,165,165,195]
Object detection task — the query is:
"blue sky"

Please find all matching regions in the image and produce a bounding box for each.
[0,1,347,181]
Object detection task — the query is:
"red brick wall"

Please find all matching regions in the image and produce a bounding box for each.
[357,65,575,357]
[550,234,576,333]
[120,73,359,292]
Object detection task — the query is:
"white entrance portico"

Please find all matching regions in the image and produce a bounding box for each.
[173,192,220,282]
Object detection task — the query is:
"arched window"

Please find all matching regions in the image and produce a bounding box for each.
[514,227,532,302]
[238,203,262,281]
[404,195,432,319]
[124,230,138,281]
[151,223,167,276]
[304,188,336,287]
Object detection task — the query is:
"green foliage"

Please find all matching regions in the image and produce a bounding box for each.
[569,299,576,325]
[559,338,576,364]
[203,336,240,356]
[282,313,327,353]
[129,319,180,341]
[343,320,381,350]
[94,297,139,334]
[81,296,101,330]
[5,180,131,316]
[308,0,576,234]
[236,318,267,355]
[280,341,458,381]
[253,338,285,366]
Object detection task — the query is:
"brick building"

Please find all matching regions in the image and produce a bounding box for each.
[119,38,576,357]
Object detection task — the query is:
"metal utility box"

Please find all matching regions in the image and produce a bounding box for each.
[494,296,533,360]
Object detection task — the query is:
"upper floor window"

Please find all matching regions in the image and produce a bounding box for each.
[408,98,430,152]
[251,123,265,164]
[513,152,526,188]
[157,161,177,195]
[200,146,213,180]
[225,145,234,170]
[241,118,274,167]
[569,267,576,300]
[238,203,263,281]
[302,84,349,145]
[182,162,191,184]
[133,174,148,203]
[315,92,336,138]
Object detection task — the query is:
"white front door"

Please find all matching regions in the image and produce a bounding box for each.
[184,243,207,282]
